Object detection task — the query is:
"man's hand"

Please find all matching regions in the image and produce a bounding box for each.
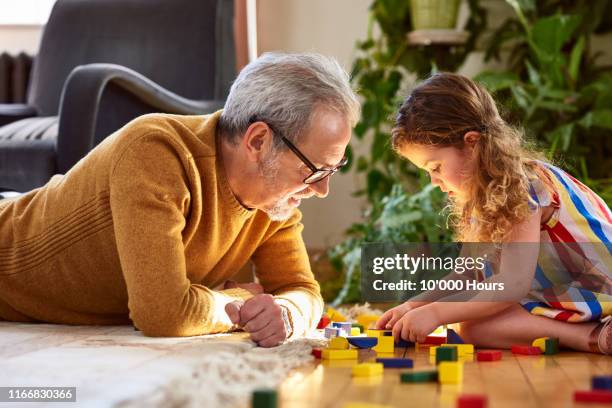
[224,294,290,348]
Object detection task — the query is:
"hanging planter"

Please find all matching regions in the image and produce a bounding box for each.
[410,0,461,29]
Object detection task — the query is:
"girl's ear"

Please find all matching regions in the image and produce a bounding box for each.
[463,131,480,146]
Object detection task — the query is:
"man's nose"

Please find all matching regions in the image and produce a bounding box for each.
[309,177,330,198]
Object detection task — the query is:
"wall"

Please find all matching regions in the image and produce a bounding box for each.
[1,0,610,250]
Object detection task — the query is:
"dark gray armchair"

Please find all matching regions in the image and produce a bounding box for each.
[0,0,236,192]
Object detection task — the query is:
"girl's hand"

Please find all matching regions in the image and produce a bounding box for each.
[392,305,441,343]
[375,301,430,330]
[375,302,413,330]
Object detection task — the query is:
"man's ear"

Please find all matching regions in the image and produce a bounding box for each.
[242,122,273,162]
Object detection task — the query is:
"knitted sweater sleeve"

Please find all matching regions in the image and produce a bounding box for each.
[109,133,251,337]
[251,210,324,337]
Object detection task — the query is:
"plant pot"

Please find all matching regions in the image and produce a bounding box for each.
[410,0,461,30]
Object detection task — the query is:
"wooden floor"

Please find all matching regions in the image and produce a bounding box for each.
[0,322,610,408]
[277,344,611,408]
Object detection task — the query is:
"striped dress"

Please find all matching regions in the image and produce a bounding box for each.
[520,162,612,322]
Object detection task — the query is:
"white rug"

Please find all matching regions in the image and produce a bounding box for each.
[0,322,326,408]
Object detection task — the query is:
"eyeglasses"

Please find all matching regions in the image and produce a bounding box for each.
[250,117,348,184]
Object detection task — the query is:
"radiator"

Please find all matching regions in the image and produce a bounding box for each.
[0,52,33,104]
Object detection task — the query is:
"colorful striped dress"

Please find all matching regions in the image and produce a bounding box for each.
[521,162,611,322]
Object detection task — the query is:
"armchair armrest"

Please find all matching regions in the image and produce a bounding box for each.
[0,104,37,127]
[57,63,225,173]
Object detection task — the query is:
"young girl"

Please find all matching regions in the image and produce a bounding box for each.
[376,72,611,354]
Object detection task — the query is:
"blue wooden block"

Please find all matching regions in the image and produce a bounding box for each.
[347,336,378,349]
[593,376,612,390]
[332,322,352,329]
[446,328,464,344]
[394,338,413,347]
[375,357,413,368]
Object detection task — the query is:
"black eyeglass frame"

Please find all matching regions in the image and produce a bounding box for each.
[250,117,348,184]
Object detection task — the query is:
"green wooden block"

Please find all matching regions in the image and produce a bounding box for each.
[436,346,458,364]
[252,388,277,408]
[544,338,559,355]
[400,370,438,383]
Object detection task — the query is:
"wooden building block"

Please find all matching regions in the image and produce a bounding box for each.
[436,346,458,364]
[457,394,487,408]
[324,327,339,339]
[321,349,358,360]
[511,345,542,355]
[375,357,413,368]
[447,328,465,344]
[252,388,277,408]
[532,337,558,354]
[356,314,380,329]
[574,390,612,403]
[352,362,384,377]
[476,350,502,362]
[316,314,331,329]
[347,336,378,349]
[592,375,612,390]
[438,361,463,384]
[425,335,446,345]
[442,343,474,355]
[329,336,349,350]
[327,307,347,322]
[400,370,438,383]
[373,335,394,353]
[367,329,391,338]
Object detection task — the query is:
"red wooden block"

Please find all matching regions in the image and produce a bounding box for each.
[476,350,502,362]
[511,345,542,355]
[311,349,322,359]
[316,314,331,329]
[425,335,446,345]
[574,390,612,403]
[457,394,487,408]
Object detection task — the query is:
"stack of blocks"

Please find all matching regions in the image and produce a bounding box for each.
[574,375,612,403]
[531,337,559,355]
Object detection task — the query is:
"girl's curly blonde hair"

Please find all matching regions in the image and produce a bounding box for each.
[392,72,550,243]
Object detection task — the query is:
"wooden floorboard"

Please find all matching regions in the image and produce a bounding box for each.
[0,322,610,408]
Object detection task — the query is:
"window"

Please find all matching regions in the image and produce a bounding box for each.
[0,0,56,25]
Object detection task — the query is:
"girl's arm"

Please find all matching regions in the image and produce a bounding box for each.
[393,208,544,342]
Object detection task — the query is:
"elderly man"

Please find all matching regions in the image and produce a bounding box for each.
[0,52,360,347]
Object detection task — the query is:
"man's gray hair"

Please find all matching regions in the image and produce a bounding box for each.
[219,52,360,147]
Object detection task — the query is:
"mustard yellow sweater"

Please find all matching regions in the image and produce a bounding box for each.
[0,111,323,337]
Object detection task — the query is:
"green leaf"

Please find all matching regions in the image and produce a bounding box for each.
[474,71,520,92]
[356,156,369,172]
[546,123,575,153]
[530,15,581,57]
[578,110,612,130]
[569,35,586,83]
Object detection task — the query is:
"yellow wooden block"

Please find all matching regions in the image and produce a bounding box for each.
[327,307,347,322]
[429,346,439,356]
[373,335,394,353]
[352,362,384,377]
[366,329,390,338]
[350,327,361,336]
[532,337,548,352]
[344,402,391,408]
[321,349,358,360]
[438,361,463,384]
[433,325,446,334]
[329,336,349,350]
[441,343,474,355]
[356,313,380,329]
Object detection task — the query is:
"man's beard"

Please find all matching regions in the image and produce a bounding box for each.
[259,152,297,222]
